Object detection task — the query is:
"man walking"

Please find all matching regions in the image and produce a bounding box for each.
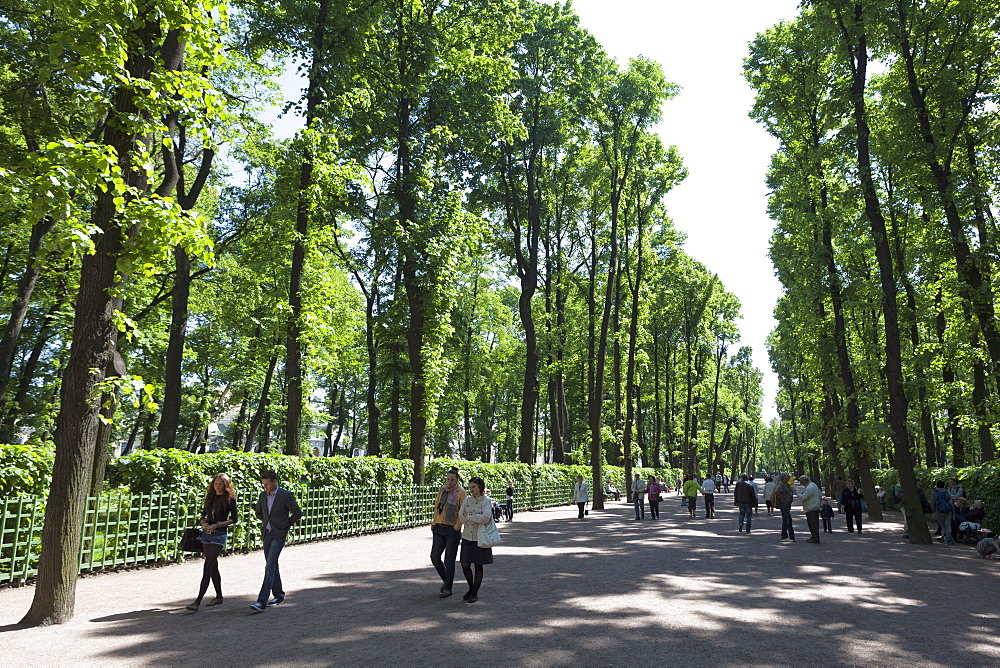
[701,474,716,518]
[573,475,589,520]
[630,473,646,520]
[682,476,703,518]
[799,475,822,543]
[933,480,956,545]
[776,474,795,542]
[251,470,303,612]
[734,475,756,533]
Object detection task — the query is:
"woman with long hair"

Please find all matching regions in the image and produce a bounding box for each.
[458,476,494,603]
[186,473,238,611]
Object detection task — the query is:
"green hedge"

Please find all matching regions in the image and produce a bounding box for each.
[870,463,1000,529]
[2,445,682,503]
[0,443,55,497]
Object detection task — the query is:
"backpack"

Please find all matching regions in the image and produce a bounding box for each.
[934,489,952,514]
[976,538,998,558]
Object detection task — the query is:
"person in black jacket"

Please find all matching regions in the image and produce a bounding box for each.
[187,473,238,611]
[251,470,303,612]
[840,479,864,534]
[734,475,757,533]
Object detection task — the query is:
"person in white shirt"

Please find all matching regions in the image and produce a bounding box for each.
[630,473,647,520]
[701,475,717,518]
[573,476,589,520]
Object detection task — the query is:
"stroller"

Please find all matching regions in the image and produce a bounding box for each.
[956,521,991,545]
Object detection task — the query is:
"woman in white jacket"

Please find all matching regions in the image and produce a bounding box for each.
[458,476,494,603]
[573,475,589,520]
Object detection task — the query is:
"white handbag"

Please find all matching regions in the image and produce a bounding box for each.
[479,518,501,548]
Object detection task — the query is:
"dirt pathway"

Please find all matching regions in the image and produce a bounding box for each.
[1,491,997,666]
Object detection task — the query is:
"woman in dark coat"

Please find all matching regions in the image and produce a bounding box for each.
[840,479,864,534]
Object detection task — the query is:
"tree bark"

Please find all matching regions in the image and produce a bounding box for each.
[832,2,929,543]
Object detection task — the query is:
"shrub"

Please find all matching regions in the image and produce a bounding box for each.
[0,442,55,497]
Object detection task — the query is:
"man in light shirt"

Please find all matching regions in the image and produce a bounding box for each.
[251,470,303,612]
[630,473,646,520]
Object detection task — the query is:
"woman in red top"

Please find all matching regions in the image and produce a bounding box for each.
[647,475,662,520]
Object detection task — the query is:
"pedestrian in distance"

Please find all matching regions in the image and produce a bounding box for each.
[459,476,495,603]
[840,479,864,534]
[186,473,238,612]
[504,480,515,521]
[682,475,703,518]
[701,474,716,518]
[775,474,796,542]
[830,476,847,514]
[799,475,822,543]
[573,475,589,520]
[734,474,756,533]
[763,476,776,516]
[647,475,662,519]
[948,477,966,503]
[933,480,956,545]
[631,473,646,520]
[431,467,466,598]
[820,497,834,533]
[251,470,303,613]
[746,475,760,512]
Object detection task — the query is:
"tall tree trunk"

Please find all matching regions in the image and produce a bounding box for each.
[20,13,172,625]
[244,352,278,452]
[231,394,248,451]
[833,2,929,543]
[156,247,190,449]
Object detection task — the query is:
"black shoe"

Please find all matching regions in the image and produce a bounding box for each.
[466,595,478,604]
[267,597,283,607]
[738,524,743,532]
[440,584,447,594]
[805,538,820,543]
[206,597,224,606]
[439,590,452,598]
[463,591,472,601]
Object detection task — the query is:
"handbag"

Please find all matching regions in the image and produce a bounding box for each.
[479,518,501,548]
[180,527,204,552]
[860,499,868,512]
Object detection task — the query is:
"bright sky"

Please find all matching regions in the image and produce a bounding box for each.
[263,0,800,422]
[568,0,801,421]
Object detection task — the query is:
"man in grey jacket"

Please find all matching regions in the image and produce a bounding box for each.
[799,475,822,544]
[251,470,303,612]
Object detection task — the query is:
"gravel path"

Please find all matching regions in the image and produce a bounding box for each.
[1,490,998,666]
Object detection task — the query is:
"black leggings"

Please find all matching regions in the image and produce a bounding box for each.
[461,562,484,596]
[195,543,223,604]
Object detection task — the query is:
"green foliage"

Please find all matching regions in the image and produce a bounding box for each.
[0,443,55,497]
[870,464,1000,530]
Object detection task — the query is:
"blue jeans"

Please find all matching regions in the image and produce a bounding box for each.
[430,524,461,589]
[634,494,645,519]
[739,504,753,530]
[257,530,286,605]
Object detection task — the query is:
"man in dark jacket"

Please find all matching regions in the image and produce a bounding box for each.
[734,475,757,533]
[251,470,303,612]
[775,474,796,542]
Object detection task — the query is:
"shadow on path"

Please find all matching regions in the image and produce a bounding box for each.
[4,497,999,666]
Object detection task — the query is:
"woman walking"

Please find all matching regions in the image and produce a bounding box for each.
[459,476,494,603]
[573,475,589,519]
[431,467,466,598]
[504,480,515,521]
[186,473,238,611]
[647,475,662,519]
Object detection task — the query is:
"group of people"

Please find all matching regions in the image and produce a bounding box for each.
[429,468,500,603]
[183,466,988,615]
[185,470,303,614]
